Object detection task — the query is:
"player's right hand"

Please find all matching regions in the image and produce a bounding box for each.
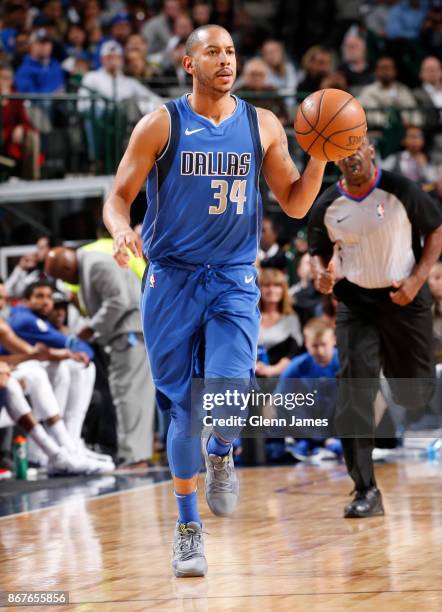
[112,228,142,268]
[314,261,335,294]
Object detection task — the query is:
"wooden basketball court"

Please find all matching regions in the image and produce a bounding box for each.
[1,461,441,611]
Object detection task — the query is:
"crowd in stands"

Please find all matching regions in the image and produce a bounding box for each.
[0,0,440,184]
[0,1,441,475]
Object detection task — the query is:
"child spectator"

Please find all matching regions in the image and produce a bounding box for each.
[257,268,303,377]
[277,317,343,461]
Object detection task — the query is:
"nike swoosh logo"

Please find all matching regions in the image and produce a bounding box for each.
[245,275,254,284]
[185,127,206,136]
[337,215,350,223]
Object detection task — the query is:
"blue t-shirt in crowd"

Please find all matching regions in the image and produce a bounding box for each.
[7,305,94,359]
[15,55,65,93]
[280,349,339,381]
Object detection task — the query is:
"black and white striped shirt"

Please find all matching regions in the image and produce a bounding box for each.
[308,169,442,290]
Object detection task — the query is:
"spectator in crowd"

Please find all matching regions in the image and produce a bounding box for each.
[160,38,192,93]
[39,0,68,40]
[45,247,156,467]
[31,14,68,63]
[285,227,309,286]
[381,124,439,186]
[234,57,289,124]
[414,56,442,129]
[109,11,133,48]
[11,31,30,71]
[0,63,40,180]
[0,361,110,476]
[8,281,96,444]
[258,217,287,271]
[210,0,236,31]
[64,23,89,61]
[276,317,342,462]
[359,55,422,127]
[125,33,148,58]
[319,70,349,91]
[192,2,211,28]
[78,40,162,163]
[326,0,362,48]
[125,49,154,80]
[339,35,374,90]
[142,0,181,56]
[290,253,322,325]
[420,3,442,60]
[256,268,303,377]
[81,0,103,36]
[48,292,69,335]
[0,1,29,56]
[298,46,334,95]
[15,28,64,93]
[161,12,194,65]
[429,261,442,362]
[363,0,399,38]
[5,235,57,298]
[261,39,298,95]
[386,0,428,39]
[79,41,162,115]
[0,305,112,471]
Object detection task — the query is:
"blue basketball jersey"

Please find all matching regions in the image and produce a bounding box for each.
[141,95,263,266]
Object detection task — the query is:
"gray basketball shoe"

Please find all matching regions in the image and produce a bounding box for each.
[202,437,239,517]
[172,522,208,578]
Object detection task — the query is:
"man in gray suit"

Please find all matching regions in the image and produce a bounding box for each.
[45,247,154,466]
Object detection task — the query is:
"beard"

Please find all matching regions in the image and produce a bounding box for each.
[193,61,233,95]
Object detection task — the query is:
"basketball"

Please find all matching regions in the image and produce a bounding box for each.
[294,88,367,162]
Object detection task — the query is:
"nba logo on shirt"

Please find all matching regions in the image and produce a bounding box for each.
[149,273,156,288]
[376,203,385,219]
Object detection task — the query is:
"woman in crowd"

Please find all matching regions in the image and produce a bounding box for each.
[256,268,303,378]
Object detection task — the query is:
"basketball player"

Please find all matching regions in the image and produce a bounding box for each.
[309,138,442,518]
[104,25,327,577]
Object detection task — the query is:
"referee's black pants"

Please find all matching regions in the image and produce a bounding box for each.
[334,279,436,491]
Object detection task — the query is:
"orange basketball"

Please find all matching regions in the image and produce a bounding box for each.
[294,88,367,162]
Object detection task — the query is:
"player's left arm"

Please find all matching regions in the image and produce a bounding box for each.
[258,108,327,219]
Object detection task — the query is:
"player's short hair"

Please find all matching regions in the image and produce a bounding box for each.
[303,317,335,339]
[24,280,54,300]
[185,24,230,56]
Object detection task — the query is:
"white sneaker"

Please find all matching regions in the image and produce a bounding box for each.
[76,439,115,466]
[47,449,113,476]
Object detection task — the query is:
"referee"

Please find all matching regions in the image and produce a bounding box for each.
[308,138,442,518]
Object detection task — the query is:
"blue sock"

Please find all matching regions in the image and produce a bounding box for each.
[207,434,232,456]
[175,490,201,525]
